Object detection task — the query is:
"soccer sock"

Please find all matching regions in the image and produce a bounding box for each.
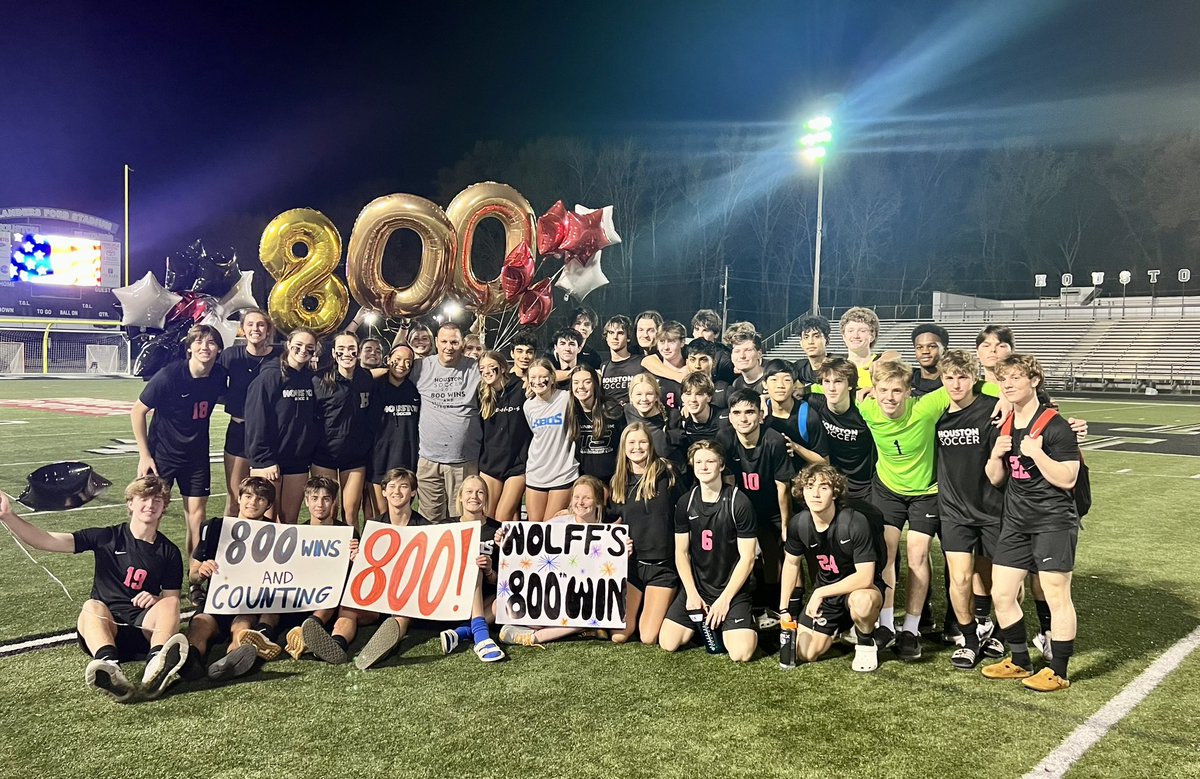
[95,645,119,664]
[454,625,473,641]
[1049,640,1074,679]
[901,614,921,635]
[147,644,164,663]
[1034,599,1053,634]
[470,616,490,645]
[333,635,349,651]
[856,630,876,647]
[974,594,993,624]
[1000,621,1031,669]
[959,620,979,651]
[879,608,895,631]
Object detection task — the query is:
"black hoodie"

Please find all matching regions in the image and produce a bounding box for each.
[245,364,320,469]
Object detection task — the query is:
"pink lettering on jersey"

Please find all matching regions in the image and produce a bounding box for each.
[1007,455,1031,480]
[123,567,148,590]
[816,554,840,575]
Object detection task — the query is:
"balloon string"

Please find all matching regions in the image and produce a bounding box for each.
[1,519,74,600]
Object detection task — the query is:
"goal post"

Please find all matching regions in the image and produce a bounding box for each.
[0,318,130,375]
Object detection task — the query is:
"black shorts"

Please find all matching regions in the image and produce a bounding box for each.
[156,459,211,498]
[526,480,576,493]
[312,446,368,472]
[192,610,236,642]
[872,478,939,536]
[941,521,1001,558]
[665,590,755,633]
[77,607,150,661]
[480,465,527,483]
[797,583,883,637]
[224,419,247,459]
[628,558,679,591]
[993,526,1078,573]
[274,460,312,477]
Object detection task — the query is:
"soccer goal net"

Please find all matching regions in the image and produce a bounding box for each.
[0,322,129,375]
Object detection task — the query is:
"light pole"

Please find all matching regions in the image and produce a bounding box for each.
[800,116,833,316]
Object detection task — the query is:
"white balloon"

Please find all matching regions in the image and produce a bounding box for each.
[112,272,181,329]
[200,311,241,351]
[555,254,609,301]
[214,271,257,319]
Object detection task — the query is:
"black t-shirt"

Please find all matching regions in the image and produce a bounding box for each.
[625,404,685,468]
[477,518,503,594]
[74,524,183,613]
[784,507,885,590]
[575,400,625,483]
[601,355,644,406]
[369,376,421,477]
[807,394,876,498]
[673,485,757,602]
[218,345,279,418]
[710,380,731,410]
[712,342,735,384]
[193,517,225,563]
[613,468,680,562]
[680,406,730,448]
[314,367,378,462]
[732,373,766,396]
[659,375,683,412]
[479,379,532,477]
[244,366,321,469]
[718,428,795,523]
[765,399,831,465]
[139,359,228,465]
[911,368,942,398]
[793,359,822,388]
[937,397,1002,527]
[1001,407,1081,532]
[367,511,430,528]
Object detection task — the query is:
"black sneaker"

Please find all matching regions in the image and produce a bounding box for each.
[207,644,259,681]
[873,625,896,650]
[895,630,922,662]
[181,651,207,681]
[303,617,347,665]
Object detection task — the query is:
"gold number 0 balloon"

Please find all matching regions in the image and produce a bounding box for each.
[445,182,535,315]
[345,195,456,319]
[259,209,350,337]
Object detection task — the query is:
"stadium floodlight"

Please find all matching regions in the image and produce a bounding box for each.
[443,300,463,319]
[798,114,834,315]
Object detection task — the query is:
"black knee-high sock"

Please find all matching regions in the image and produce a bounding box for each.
[1001,620,1031,669]
[1049,640,1074,679]
[1034,599,1053,634]
[974,594,993,624]
[959,620,980,651]
[95,645,119,663]
[252,622,278,641]
[333,635,349,651]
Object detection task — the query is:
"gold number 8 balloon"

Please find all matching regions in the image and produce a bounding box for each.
[259,209,350,337]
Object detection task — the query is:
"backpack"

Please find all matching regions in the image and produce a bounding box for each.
[1000,409,1091,517]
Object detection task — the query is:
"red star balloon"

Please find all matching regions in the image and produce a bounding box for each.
[536,200,570,255]
[500,241,535,302]
[518,279,554,326]
[166,291,210,325]
[558,208,611,262]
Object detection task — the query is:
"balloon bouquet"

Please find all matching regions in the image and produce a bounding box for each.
[111,240,259,378]
[337,183,622,351]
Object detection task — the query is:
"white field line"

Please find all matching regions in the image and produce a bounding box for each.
[20,492,229,517]
[0,610,197,659]
[1024,624,1200,778]
[1055,398,1200,409]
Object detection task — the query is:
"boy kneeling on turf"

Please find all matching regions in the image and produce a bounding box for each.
[0,477,188,701]
[778,463,886,672]
[183,476,278,682]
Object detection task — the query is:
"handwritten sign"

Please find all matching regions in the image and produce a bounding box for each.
[207,519,354,614]
[340,521,480,619]
[496,522,629,629]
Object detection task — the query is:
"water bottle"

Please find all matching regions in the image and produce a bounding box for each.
[688,608,726,654]
[779,615,798,670]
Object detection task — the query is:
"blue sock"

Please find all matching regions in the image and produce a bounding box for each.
[471,617,490,645]
[454,625,472,641]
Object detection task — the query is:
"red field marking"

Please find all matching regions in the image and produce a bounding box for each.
[0,398,135,417]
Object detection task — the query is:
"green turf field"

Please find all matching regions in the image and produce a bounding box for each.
[0,380,1197,778]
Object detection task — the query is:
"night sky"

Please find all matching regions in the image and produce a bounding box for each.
[3,0,1199,278]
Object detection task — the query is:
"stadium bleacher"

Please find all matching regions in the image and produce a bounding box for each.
[766,317,1200,393]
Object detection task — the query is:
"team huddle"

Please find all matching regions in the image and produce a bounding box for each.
[0,303,1088,701]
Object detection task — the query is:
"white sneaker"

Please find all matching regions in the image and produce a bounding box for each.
[852,643,879,672]
[86,659,136,702]
[141,634,189,699]
[499,624,538,646]
[1033,631,1054,660]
